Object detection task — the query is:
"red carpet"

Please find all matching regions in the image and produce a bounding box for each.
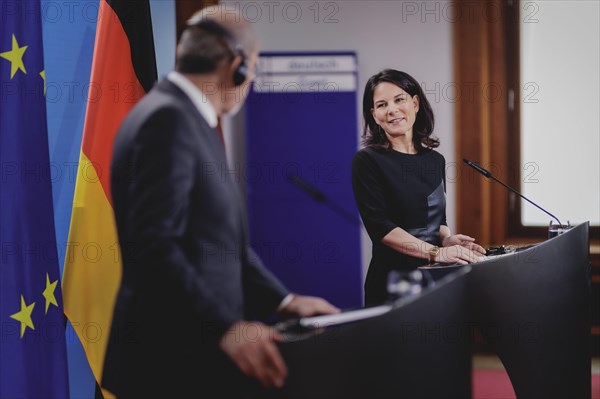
[472,370,600,399]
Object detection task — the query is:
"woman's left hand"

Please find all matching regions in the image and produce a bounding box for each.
[443,234,486,255]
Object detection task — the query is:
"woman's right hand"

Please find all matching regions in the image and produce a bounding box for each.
[436,245,483,265]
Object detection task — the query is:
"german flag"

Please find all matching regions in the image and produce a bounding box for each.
[61,1,157,397]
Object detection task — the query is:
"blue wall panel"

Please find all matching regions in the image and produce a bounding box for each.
[246,53,362,309]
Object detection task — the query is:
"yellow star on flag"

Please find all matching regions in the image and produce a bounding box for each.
[0,34,28,79]
[43,273,59,314]
[40,69,46,95]
[10,295,36,338]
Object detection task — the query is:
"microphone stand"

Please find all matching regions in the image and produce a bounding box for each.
[463,158,563,226]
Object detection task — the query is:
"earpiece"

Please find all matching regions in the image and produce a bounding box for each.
[186,18,248,86]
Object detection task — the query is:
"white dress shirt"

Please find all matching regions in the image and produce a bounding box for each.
[167,71,218,128]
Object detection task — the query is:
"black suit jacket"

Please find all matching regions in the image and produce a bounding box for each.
[102,78,289,398]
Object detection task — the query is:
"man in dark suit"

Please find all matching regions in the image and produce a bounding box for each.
[102,5,339,398]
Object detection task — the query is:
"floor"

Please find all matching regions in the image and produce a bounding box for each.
[473,353,600,373]
[472,353,600,399]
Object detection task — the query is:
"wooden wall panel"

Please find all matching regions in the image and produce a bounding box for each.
[454,0,598,354]
[175,0,219,39]
[453,0,511,247]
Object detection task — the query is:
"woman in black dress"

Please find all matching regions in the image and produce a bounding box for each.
[352,69,486,306]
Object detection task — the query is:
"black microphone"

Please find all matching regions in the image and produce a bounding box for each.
[464,159,491,178]
[463,158,562,226]
[288,175,325,202]
[287,175,361,226]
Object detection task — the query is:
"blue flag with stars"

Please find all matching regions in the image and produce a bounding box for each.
[0,0,70,397]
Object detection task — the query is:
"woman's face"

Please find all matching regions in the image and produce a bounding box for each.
[371,82,419,139]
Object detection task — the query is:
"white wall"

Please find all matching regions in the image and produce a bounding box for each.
[221,0,455,279]
[520,0,599,227]
[150,0,176,78]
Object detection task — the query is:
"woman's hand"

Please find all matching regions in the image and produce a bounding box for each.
[436,245,484,265]
[442,234,486,256]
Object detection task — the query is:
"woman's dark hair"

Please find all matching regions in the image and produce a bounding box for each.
[362,69,438,152]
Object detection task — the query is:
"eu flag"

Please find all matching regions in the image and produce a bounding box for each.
[0,0,70,397]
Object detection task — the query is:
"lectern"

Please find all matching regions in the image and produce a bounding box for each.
[272,223,590,398]
[273,268,472,399]
[426,222,592,398]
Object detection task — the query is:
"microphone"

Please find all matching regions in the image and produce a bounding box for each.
[463,159,491,178]
[288,175,325,202]
[463,158,563,226]
[287,175,361,226]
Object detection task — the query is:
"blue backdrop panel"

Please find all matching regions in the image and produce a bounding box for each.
[246,52,362,309]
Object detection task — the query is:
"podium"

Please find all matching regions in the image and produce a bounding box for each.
[425,221,592,398]
[273,268,472,399]
[273,222,591,398]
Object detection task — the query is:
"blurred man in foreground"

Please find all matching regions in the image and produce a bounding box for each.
[102,6,339,398]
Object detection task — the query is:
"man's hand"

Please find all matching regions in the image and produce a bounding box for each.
[219,321,287,388]
[279,295,340,317]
